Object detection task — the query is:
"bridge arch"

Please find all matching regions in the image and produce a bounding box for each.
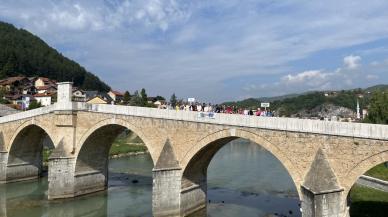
[7,119,56,151]
[343,150,388,216]
[73,118,154,196]
[179,128,302,215]
[344,150,388,195]
[6,120,55,182]
[75,118,155,163]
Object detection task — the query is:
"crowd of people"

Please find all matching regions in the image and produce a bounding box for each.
[157,102,274,117]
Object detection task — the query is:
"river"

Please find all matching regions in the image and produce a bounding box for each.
[0,139,301,217]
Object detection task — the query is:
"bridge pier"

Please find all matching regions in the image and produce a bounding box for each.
[0,152,7,183]
[153,168,206,217]
[6,162,41,182]
[0,152,43,183]
[152,168,182,217]
[152,138,207,217]
[48,157,76,199]
[180,178,207,216]
[301,148,346,217]
[301,186,346,217]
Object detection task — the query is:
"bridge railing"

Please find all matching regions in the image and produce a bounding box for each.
[0,104,56,124]
[77,103,388,140]
[0,102,387,140]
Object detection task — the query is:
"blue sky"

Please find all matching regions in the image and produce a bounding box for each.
[1,0,388,102]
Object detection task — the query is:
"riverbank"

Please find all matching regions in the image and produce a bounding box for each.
[110,149,149,159]
[365,163,388,181]
[350,185,388,217]
[109,142,148,156]
[349,163,388,217]
[42,142,148,163]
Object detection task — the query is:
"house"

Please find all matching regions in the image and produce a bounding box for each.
[85,91,113,104]
[73,89,86,102]
[35,77,56,88]
[36,85,57,94]
[22,85,37,95]
[34,93,53,106]
[0,76,30,94]
[87,96,109,104]
[153,100,165,107]
[147,97,157,104]
[4,94,34,110]
[108,90,124,102]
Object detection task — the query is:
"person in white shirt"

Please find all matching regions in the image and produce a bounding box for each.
[197,104,202,112]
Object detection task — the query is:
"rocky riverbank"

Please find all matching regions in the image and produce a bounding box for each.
[109,150,149,159]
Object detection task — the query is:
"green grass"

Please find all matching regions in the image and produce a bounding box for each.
[365,163,388,181]
[349,185,388,217]
[350,185,388,202]
[349,163,388,217]
[109,132,147,155]
[42,147,52,162]
[109,142,147,155]
[41,132,147,164]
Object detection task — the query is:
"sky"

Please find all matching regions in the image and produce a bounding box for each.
[1,0,388,102]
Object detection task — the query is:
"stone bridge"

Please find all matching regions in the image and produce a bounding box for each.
[0,82,387,217]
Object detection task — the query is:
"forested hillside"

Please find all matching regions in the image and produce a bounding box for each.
[0,21,109,91]
[223,85,388,118]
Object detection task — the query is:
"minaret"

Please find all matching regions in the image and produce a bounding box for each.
[356,99,360,119]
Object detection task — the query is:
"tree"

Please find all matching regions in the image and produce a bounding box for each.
[123,91,131,104]
[0,87,9,104]
[170,93,177,107]
[140,88,148,106]
[0,21,110,91]
[155,95,165,101]
[364,92,388,124]
[130,90,142,106]
[28,100,42,110]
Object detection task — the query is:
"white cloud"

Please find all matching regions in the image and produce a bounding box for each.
[343,55,362,69]
[1,0,388,101]
[242,55,388,97]
[281,70,329,85]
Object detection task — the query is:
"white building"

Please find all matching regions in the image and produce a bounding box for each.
[73,90,86,102]
[34,93,52,106]
[108,90,124,102]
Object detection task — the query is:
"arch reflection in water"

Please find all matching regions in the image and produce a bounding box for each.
[0,178,107,217]
[0,153,154,217]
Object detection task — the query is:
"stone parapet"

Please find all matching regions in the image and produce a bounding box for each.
[79,103,388,140]
[1,102,387,140]
[356,175,388,192]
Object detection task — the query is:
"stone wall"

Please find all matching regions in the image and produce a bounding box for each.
[356,175,388,192]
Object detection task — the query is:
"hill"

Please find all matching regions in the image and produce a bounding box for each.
[364,84,388,92]
[222,85,386,117]
[0,21,110,91]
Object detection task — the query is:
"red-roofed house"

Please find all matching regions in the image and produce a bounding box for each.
[36,85,57,94]
[0,76,30,94]
[108,90,124,102]
[34,93,54,106]
[35,77,56,88]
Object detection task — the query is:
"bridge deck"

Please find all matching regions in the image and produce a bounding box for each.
[0,102,387,140]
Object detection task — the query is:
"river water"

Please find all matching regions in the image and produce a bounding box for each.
[0,139,301,217]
